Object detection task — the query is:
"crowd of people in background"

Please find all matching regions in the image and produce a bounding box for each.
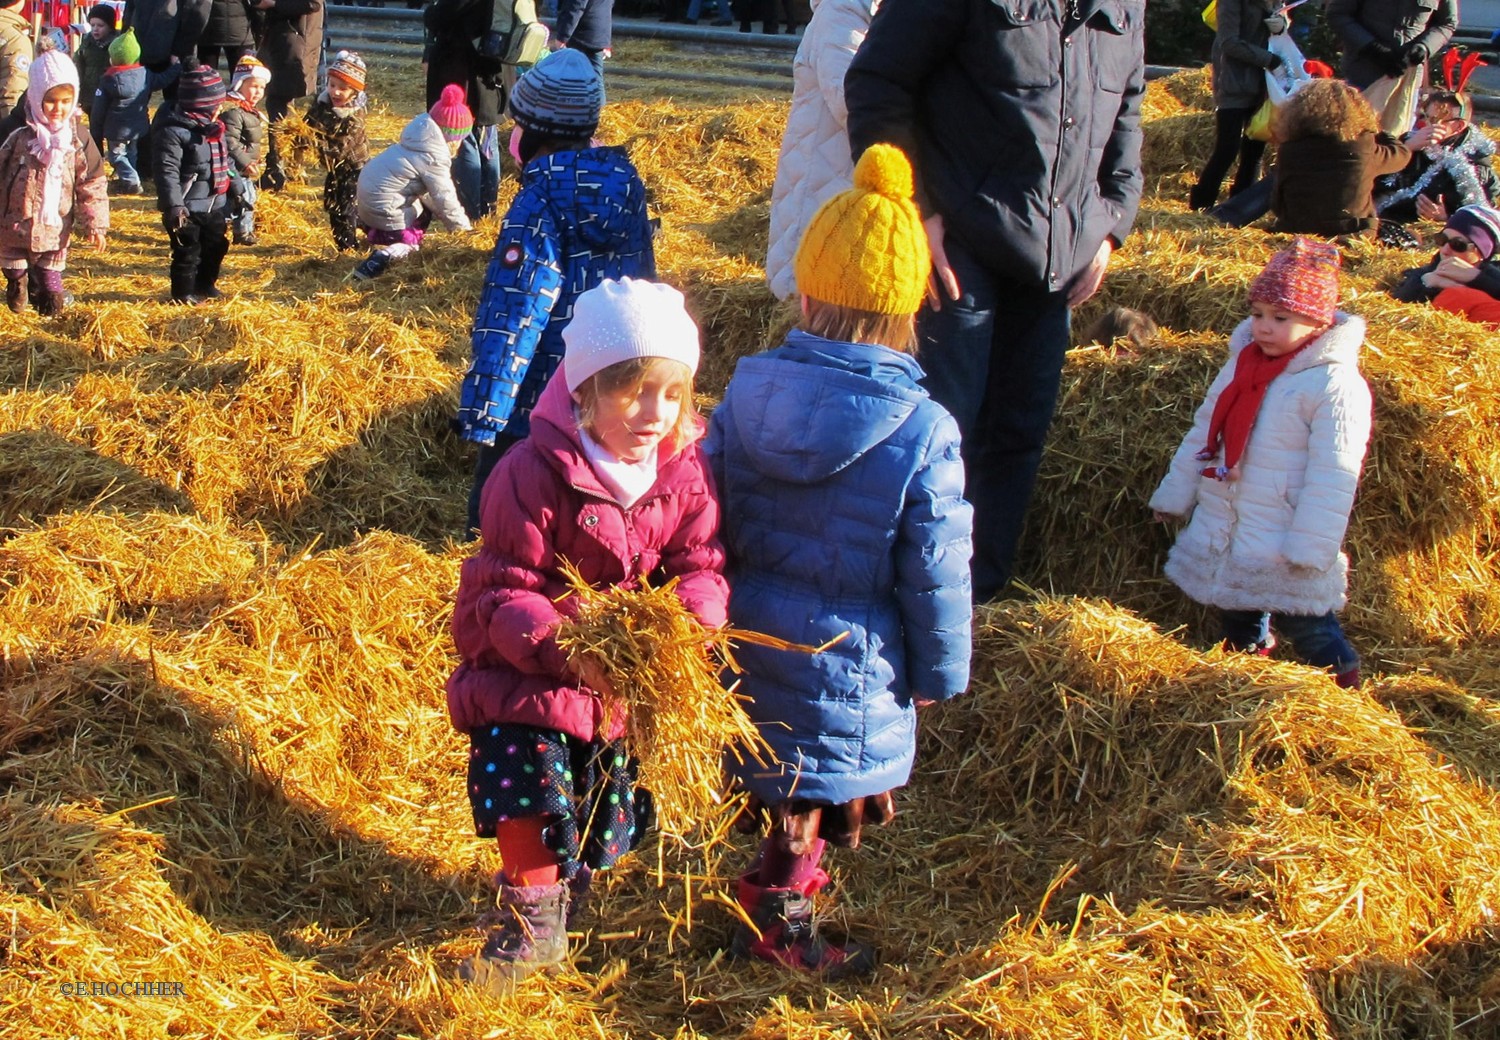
[1,0,1499,985]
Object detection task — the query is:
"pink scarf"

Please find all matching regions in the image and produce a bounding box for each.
[25,108,74,230]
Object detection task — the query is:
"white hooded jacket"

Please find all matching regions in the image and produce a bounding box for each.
[355,112,472,234]
[764,0,878,301]
[1149,312,1372,615]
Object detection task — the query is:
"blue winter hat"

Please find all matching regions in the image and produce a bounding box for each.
[508,48,603,136]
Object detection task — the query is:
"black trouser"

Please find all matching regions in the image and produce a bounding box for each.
[262,92,297,190]
[166,211,230,299]
[1190,106,1266,211]
[197,44,251,75]
[324,162,361,251]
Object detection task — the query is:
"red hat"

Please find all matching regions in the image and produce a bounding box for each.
[1249,237,1340,325]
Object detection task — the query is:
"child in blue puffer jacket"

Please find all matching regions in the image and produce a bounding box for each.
[704,143,973,977]
[453,48,655,537]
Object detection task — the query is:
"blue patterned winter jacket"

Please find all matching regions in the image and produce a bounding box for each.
[456,146,654,445]
[704,331,974,805]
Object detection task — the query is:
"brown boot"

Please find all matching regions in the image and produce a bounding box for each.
[460,879,569,992]
[4,273,24,314]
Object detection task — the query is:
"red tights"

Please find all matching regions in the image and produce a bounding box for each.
[494,816,560,887]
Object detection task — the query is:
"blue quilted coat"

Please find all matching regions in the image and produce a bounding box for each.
[705,330,974,804]
[456,146,655,445]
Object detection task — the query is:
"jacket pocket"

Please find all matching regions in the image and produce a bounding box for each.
[981,0,1060,89]
[1089,0,1143,94]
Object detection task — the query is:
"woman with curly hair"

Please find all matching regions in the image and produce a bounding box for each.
[1269,78,1449,238]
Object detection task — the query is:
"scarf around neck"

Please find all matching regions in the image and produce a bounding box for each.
[25,111,75,229]
[1196,339,1313,481]
[181,109,232,195]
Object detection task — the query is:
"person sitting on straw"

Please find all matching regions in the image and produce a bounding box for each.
[448,277,728,989]
[704,143,974,977]
[1390,203,1500,329]
[1151,237,1371,689]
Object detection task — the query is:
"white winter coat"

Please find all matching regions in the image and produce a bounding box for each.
[1149,313,1372,616]
[764,0,878,301]
[355,113,472,234]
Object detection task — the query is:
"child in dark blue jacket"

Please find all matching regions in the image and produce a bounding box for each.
[705,144,973,977]
[92,29,179,194]
[454,48,655,535]
[153,64,231,304]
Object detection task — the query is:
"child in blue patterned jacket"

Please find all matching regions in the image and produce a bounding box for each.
[453,47,655,536]
[705,144,973,977]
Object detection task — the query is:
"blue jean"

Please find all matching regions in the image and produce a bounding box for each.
[685,0,727,18]
[106,139,140,188]
[1221,609,1359,674]
[916,236,1072,600]
[231,175,257,240]
[568,44,606,102]
[452,124,501,221]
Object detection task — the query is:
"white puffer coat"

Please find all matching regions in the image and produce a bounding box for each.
[355,113,472,234]
[1149,313,1372,616]
[764,0,878,301]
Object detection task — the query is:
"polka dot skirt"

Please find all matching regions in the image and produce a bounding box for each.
[468,723,654,876]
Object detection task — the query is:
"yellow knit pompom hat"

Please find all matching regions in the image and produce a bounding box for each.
[792,143,931,315]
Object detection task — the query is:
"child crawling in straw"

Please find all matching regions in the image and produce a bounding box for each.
[705,143,974,976]
[448,277,728,989]
[1150,237,1371,688]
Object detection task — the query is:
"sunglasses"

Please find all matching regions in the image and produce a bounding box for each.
[1440,234,1477,253]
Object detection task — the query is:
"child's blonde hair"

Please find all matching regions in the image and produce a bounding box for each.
[800,297,918,353]
[573,356,700,452]
[1273,79,1379,143]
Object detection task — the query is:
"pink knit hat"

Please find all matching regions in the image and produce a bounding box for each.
[1248,237,1341,325]
[26,37,81,125]
[430,84,474,141]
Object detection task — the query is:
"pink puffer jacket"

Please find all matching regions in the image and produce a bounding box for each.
[447,371,729,740]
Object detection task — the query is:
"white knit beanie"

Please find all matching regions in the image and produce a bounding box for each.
[562,279,701,393]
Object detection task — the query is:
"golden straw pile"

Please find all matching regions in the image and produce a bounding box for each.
[3,51,1500,1038]
[554,562,771,840]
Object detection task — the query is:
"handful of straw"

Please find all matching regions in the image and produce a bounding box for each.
[554,561,841,840]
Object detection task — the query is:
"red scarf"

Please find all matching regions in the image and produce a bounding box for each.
[1196,342,1307,480]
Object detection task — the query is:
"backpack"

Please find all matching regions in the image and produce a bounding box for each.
[478,0,548,68]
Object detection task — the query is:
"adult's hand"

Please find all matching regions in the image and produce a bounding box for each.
[1415,193,1447,222]
[1066,237,1113,308]
[1435,255,1481,285]
[923,213,960,309]
[1405,121,1454,151]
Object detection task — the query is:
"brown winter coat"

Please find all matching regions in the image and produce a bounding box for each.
[1271,131,1410,238]
[303,97,369,174]
[0,118,110,254]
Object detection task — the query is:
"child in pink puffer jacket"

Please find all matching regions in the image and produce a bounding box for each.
[448,276,728,990]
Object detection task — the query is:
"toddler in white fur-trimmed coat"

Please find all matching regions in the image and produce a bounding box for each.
[1150,237,1371,687]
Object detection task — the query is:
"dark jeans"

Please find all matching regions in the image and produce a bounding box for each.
[165,211,229,300]
[262,92,297,190]
[453,124,501,221]
[1190,106,1266,211]
[1221,608,1359,674]
[917,237,1071,600]
[1209,176,1274,227]
[466,431,523,538]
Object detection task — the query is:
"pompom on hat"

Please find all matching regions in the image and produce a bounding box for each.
[508,48,604,137]
[430,83,474,141]
[230,54,271,94]
[1446,204,1500,261]
[1248,237,1341,326]
[327,50,367,92]
[562,278,701,393]
[108,26,141,66]
[792,143,931,315]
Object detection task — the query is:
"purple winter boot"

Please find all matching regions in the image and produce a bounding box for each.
[460,879,570,992]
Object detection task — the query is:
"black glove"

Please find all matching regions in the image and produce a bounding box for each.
[166,206,189,231]
[1361,40,1405,78]
[1404,42,1428,68]
[1266,52,1284,70]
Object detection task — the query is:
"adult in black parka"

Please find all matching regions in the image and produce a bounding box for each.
[423,0,505,219]
[252,0,323,189]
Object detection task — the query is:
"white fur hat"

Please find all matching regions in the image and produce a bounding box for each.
[562,278,701,393]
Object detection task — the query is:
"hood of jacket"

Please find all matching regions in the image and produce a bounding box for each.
[1226,309,1366,372]
[522,146,649,253]
[724,329,928,485]
[398,111,449,160]
[524,367,704,496]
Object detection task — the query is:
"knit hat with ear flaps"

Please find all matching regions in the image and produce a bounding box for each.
[230,54,271,94]
[562,278,701,393]
[1446,204,1500,261]
[176,63,226,115]
[327,50,367,91]
[508,48,604,137]
[1248,237,1341,326]
[26,38,80,121]
[108,27,140,66]
[430,83,474,141]
[792,143,931,315]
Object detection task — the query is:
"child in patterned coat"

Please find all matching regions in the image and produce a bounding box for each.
[303,50,370,252]
[453,48,655,535]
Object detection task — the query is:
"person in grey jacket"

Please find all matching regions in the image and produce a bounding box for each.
[845,0,1145,601]
[1189,0,1284,211]
[1327,0,1457,90]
